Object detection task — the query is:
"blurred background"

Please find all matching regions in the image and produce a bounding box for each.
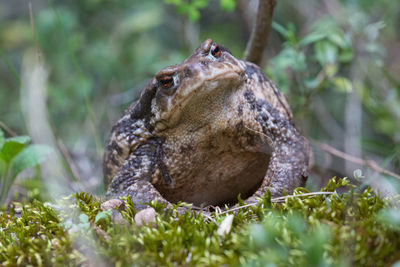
[0,0,399,201]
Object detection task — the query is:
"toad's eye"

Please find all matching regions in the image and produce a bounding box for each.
[210,43,221,58]
[159,75,174,89]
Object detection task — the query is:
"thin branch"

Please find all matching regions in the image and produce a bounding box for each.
[56,138,83,182]
[0,121,17,137]
[271,191,334,202]
[244,0,276,66]
[217,203,256,215]
[216,192,335,215]
[202,212,216,223]
[312,140,400,180]
[29,2,42,62]
[0,49,21,86]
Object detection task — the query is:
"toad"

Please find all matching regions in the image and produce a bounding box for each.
[103,39,309,208]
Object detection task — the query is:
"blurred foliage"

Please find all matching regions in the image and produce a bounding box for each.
[266,12,400,150]
[165,0,236,21]
[0,129,52,204]
[0,1,400,264]
[1,178,400,266]
[264,1,399,188]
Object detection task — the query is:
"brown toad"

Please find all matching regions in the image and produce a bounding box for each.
[103,39,309,208]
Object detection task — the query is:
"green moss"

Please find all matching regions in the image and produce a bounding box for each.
[1,178,400,266]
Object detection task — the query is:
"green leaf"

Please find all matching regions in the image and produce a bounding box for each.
[325,64,338,78]
[314,40,338,65]
[272,22,288,38]
[378,208,400,230]
[170,0,208,21]
[0,136,30,163]
[0,158,5,176]
[193,0,209,8]
[270,48,306,71]
[0,129,4,151]
[176,3,189,14]
[353,169,364,180]
[328,31,348,48]
[364,21,385,40]
[118,5,163,36]
[220,0,236,11]
[187,6,200,22]
[332,77,353,93]
[310,16,339,36]
[339,49,354,63]
[79,213,89,224]
[164,0,182,4]
[304,224,331,265]
[95,210,112,223]
[10,144,53,179]
[304,77,320,90]
[4,136,30,145]
[298,32,326,47]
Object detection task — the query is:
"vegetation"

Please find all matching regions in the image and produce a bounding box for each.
[1,178,400,266]
[0,0,399,266]
[0,129,52,204]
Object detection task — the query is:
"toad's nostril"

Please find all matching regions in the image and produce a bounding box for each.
[183,66,194,78]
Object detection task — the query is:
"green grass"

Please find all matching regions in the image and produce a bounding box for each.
[1,178,400,266]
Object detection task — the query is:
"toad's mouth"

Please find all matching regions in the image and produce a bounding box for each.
[198,70,245,92]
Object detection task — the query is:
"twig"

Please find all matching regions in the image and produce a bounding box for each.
[92,224,109,241]
[29,2,42,62]
[216,191,335,215]
[202,212,216,223]
[271,191,334,202]
[215,203,256,216]
[244,0,276,66]
[0,121,17,137]
[56,139,82,182]
[312,140,400,180]
[0,49,21,85]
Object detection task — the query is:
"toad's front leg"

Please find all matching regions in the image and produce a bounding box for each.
[106,142,171,210]
[245,96,309,201]
[250,136,309,200]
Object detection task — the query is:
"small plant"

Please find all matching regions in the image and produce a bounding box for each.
[0,129,52,204]
[266,17,355,115]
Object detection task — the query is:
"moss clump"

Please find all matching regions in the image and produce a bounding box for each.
[0,200,84,266]
[1,178,400,266]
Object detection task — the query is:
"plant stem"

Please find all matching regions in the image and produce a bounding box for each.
[244,0,277,66]
[0,164,10,204]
